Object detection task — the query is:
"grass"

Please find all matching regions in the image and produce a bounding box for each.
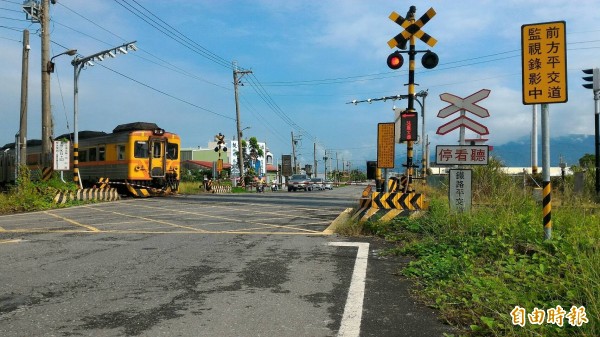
[336,161,599,336]
[0,167,81,215]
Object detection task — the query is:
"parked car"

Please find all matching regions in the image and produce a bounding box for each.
[323,180,333,190]
[310,178,325,190]
[287,174,312,191]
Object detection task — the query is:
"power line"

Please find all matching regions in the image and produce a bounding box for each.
[258,42,597,87]
[239,94,289,145]
[97,63,236,121]
[53,2,231,90]
[127,0,232,68]
[113,0,233,70]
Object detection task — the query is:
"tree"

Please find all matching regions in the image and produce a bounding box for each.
[579,153,596,168]
[234,137,264,183]
[349,169,367,182]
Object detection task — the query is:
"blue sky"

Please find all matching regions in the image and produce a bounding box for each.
[1,0,599,172]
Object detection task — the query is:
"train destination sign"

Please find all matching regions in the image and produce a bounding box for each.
[436,145,489,166]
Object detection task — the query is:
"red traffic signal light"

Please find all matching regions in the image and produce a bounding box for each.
[387,52,404,70]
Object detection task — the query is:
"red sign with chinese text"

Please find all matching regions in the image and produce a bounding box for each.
[400,112,418,141]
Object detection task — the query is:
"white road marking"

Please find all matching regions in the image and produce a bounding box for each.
[329,242,370,337]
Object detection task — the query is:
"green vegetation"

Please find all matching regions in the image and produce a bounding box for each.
[0,166,80,215]
[339,158,599,336]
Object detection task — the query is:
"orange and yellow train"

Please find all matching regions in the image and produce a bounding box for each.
[0,122,180,195]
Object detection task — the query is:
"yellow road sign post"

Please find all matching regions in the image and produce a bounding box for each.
[521,21,567,241]
[521,21,567,105]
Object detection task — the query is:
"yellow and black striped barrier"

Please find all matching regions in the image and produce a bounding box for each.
[54,188,120,204]
[42,167,53,181]
[371,192,423,210]
[96,178,172,198]
[543,181,552,239]
[351,186,426,223]
[98,177,110,189]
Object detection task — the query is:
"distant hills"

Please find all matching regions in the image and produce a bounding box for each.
[475,134,595,167]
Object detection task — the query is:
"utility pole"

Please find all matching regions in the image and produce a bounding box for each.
[323,150,328,180]
[40,0,51,168]
[19,29,30,167]
[313,143,317,178]
[336,152,339,183]
[233,62,252,186]
[291,131,300,174]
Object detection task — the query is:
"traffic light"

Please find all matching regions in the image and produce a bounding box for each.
[387,51,404,70]
[582,68,599,91]
[366,161,377,180]
[421,51,439,69]
[214,133,227,153]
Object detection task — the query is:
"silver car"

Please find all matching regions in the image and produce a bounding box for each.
[310,178,325,190]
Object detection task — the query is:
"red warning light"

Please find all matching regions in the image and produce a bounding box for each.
[387,52,404,70]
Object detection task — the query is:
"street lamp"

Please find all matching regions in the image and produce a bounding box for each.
[48,49,77,73]
[71,41,137,188]
[240,126,251,139]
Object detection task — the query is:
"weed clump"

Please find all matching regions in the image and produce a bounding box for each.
[359,159,599,336]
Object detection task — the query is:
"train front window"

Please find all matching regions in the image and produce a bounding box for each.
[153,143,162,158]
[98,146,105,161]
[134,141,148,158]
[79,150,87,162]
[167,143,178,159]
[117,145,126,160]
[89,147,97,161]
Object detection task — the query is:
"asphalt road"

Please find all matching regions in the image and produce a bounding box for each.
[0,186,455,336]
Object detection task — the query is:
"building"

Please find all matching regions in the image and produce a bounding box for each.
[181,139,278,183]
[230,140,278,183]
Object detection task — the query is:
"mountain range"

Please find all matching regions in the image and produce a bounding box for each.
[487,134,595,167]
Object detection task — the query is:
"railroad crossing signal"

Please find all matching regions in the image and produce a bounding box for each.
[387,7,438,50]
[436,89,491,137]
[438,89,491,118]
[214,133,227,153]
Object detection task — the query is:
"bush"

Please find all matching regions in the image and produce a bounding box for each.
[0,166,79,214]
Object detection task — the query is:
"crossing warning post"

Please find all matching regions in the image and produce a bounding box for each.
[521,21,568,240]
